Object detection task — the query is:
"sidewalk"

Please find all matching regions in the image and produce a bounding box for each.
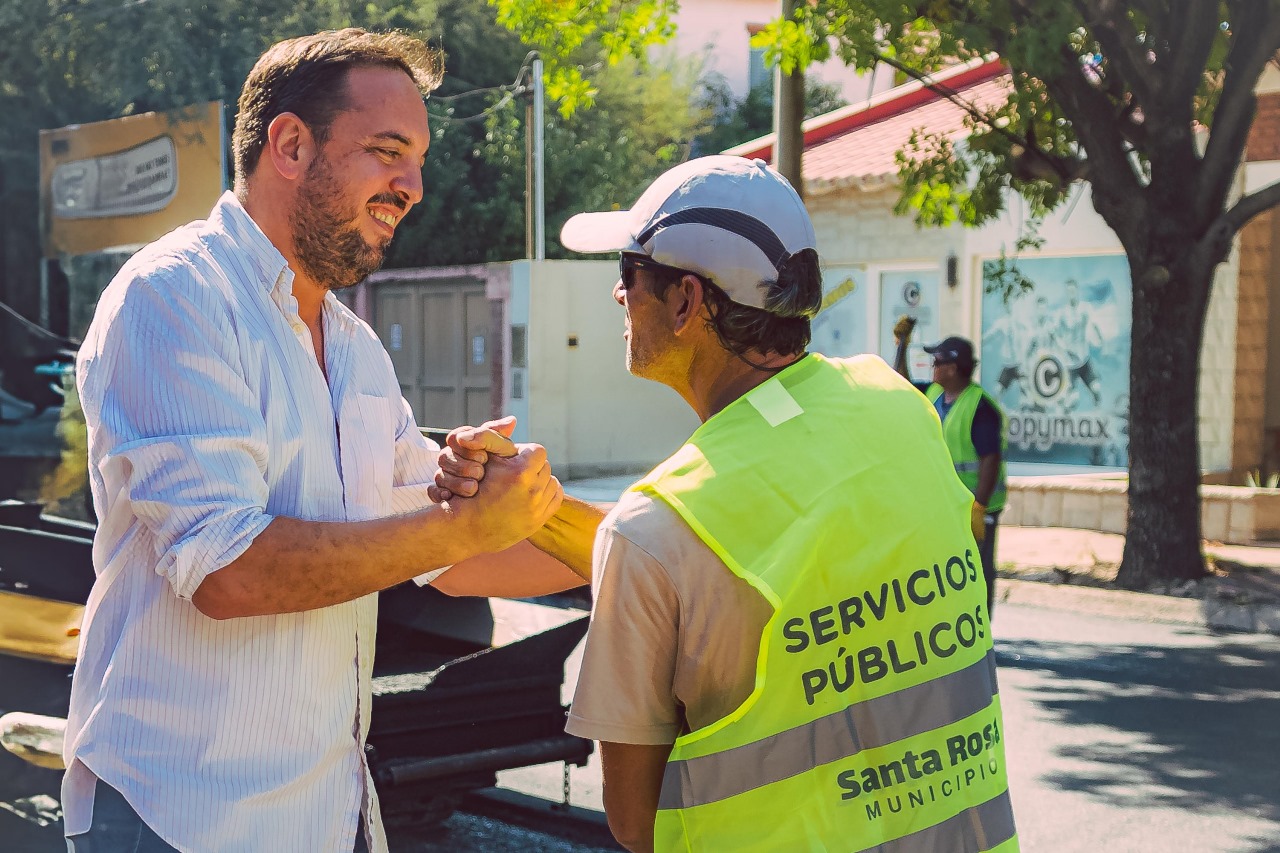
[996,526,1280,635]
[565,477,1280,636]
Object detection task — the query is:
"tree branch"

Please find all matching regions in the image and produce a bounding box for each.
[869,50,1091,185]
[1196,6,1280,223]
[1040,46,1145,199]
[1167,0,1228,100]
[1220,179,1280,236]
[1077,0,1160,108]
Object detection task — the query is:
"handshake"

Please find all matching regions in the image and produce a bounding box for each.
[426,416,597,581]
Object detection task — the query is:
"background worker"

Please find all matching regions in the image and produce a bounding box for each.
[895,329,1007,618]
[68,29,583,853]
[536,156,1016,852]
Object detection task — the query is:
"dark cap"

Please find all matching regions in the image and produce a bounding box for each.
[924,336,976,369]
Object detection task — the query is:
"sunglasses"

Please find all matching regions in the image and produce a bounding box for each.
[619,253,705,290]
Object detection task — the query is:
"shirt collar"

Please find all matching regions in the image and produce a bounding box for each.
[209,191,294,296]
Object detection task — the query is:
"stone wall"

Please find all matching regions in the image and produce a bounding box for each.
[1003,476,1280,545]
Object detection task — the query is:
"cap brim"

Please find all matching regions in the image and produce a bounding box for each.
[560,210,641,254]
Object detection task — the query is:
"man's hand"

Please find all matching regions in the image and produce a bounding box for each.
[971,501,987,544]
[430,416,517,502]
[447,442,565,554]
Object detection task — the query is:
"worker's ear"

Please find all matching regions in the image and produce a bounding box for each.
[263,112,317,182]
[670,274,706,336]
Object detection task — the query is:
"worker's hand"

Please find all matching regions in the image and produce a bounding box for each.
[970,501,987,545]
[448,443,564,553]
[892,314,916,345]
[429,416,518,502]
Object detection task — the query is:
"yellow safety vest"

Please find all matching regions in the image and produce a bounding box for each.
[925,383,1008,513]
[634,354,1017,852]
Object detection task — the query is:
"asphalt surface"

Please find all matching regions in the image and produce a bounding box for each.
[994,604,1280,853]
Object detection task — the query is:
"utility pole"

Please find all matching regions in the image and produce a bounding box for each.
[774,0,805,199]
[521,52,546,261]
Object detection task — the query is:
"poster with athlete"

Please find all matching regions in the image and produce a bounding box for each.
[981,255,1132,467]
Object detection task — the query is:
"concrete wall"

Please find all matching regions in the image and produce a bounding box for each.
[806,187,967,364]
[671,0,891,102]
[514,260,700,478]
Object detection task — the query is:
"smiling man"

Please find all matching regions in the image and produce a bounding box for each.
[66,29,583,853]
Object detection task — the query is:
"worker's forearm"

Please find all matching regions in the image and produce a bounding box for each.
[527,495,605,582]
[434,539,586,598]
[194,506,477,619]
[975,454,1001,507]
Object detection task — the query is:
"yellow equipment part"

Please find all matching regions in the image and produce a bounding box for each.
[0,590,82,665]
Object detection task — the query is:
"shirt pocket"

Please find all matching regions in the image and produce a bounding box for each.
[347,392,396,518]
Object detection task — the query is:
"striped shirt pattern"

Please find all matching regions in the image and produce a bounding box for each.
[64,192,440,852]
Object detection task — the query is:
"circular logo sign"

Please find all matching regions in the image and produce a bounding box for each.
[1031,352,1067,401]
[902,281,922,307]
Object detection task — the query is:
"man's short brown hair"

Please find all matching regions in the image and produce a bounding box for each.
[232,28,443,186]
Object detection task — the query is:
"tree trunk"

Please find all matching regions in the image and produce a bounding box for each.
[1116,260,1210,588]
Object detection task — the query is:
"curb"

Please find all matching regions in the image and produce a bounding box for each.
[998,577,1280,636]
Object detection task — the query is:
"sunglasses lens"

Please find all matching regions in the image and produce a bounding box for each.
[620,256,640,289]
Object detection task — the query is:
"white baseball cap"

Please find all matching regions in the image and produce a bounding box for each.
[559,155,817,312]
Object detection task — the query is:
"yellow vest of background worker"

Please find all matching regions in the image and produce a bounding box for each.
[926,383,1008,513]
[634,354,1017,852]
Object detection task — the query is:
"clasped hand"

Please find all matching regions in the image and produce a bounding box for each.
[428,417,563,550]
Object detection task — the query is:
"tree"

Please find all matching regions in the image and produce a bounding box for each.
[0,0,435,316]
[492,0,1280,588]
[695,77,848,155]
[0,0,708,313]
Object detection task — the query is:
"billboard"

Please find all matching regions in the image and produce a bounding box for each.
[810,266,869,358]
[40,101,225,257]
[981,254,1132,467]
[878,269,940,379]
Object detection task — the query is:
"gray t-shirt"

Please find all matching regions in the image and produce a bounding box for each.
[566,490,773,745]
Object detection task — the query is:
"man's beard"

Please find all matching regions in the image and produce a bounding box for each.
[290,155,401,291]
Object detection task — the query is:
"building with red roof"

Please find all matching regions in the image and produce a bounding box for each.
[724,58,1280,482]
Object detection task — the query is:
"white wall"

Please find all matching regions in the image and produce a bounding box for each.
[671,0,891,102]
[807,187,967,361]
[514,260,700,478]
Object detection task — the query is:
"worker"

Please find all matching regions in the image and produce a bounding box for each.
[897,328,1008,618]
[532,156,1018,851]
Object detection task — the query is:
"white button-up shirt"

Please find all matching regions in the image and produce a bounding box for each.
[65,192,441,852]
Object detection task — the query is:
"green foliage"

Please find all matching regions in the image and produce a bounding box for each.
[696,78,848,155]
[0,0,711,304]
[499,0,1277,248]
[0,0,441,312]
[489,0,679,115]
[1244,470,1280,490]
[391,47,710,264]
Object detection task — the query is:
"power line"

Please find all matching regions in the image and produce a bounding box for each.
[427,52,540,125]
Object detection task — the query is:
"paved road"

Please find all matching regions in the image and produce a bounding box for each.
[995,605,1280,853]
[388,811,618,852]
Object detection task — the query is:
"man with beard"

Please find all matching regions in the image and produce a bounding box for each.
[66,30,584,853]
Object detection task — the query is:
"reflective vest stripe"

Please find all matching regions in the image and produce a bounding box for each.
[658,649,998,810]
[953,461,981,473]
[854,790,1017,853]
